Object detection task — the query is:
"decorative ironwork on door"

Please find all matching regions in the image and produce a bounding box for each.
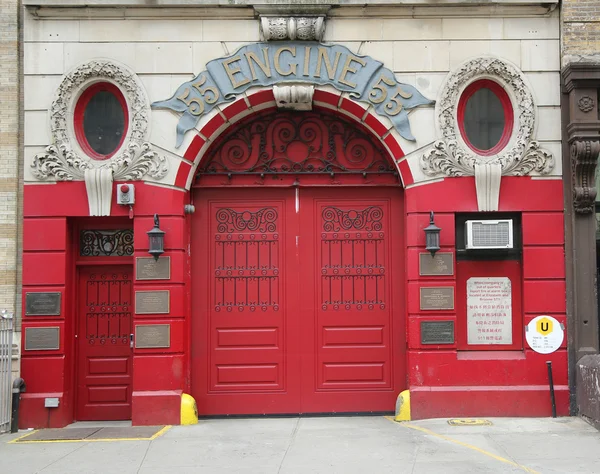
[320,206,386,310]
[80,229,134,257]
[198,112,396,177]
[214,207,279,312]
[85,272,132,345]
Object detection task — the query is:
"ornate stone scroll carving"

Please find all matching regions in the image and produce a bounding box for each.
[572,140,600,214]
[421,57,554,178]
[421,57,554,211]
[260,17,325,41]
[31,60,168,183]
[273,85,314,111]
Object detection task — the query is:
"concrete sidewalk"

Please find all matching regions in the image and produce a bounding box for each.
[1,416,599,474]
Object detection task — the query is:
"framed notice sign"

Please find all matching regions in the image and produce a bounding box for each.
[467,277,512,345]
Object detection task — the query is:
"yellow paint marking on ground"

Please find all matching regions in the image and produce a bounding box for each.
[384,416,539,474]
[8,430,40,443]
[149,425,171,440]
[8,425,171,444]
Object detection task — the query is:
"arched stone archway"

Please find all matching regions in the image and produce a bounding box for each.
[173,87,415,190]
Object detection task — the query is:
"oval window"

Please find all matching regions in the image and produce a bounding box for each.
[74,83,128,160]
[458,79,514,156]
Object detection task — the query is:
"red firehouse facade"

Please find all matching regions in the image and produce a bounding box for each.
[20,1,567,427]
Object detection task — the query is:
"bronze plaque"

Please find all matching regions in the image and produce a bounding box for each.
[25,292,61,316]
[419,252,454,276]
[135,324,170,349]
[24,327,60,351]
[421,321,455,344]
[135,290,170,314]
[136,257,171,281]
[420,287,455,310]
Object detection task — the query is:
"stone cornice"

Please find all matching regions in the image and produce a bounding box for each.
[26,1,557,19]
[562,63,600,94]
[23,0,559,4]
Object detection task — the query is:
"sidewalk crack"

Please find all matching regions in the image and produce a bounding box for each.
[277,418,300,474]
[136,440,152,474]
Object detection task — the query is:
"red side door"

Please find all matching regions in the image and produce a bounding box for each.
[298,188,405,412]
[77,266,133,420]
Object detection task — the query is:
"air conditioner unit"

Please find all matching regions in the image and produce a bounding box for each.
[465,219,513,249]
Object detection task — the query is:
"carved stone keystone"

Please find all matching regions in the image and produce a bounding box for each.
[84,168,113,217]
[273,85,314,111]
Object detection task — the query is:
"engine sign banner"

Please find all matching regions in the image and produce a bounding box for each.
[152,42,435,148]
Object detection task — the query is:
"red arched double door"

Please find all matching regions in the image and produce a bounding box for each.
[191,111,405,415]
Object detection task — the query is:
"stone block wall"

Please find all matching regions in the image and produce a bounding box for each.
[1,0,22,378]
[22,8,563,188]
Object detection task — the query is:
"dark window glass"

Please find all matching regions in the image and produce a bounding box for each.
[463,88,505,152]
[83,90,125,156]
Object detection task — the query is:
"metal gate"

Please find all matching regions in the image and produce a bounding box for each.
[0,311,13,433]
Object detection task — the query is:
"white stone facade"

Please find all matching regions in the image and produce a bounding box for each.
[22,2,562,192]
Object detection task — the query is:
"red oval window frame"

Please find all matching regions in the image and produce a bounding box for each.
[457,79,514,157]
[74,82,129,160]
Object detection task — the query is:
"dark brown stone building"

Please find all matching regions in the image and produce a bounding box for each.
[562,0,600,428]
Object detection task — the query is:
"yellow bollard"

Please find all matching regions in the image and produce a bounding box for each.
[394,390,411,422]
[180,393,199,425]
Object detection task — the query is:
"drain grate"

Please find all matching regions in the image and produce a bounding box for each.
[447,419,493,426]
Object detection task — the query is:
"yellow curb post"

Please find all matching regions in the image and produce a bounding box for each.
[181,393,199,425]
[394,389,411,422]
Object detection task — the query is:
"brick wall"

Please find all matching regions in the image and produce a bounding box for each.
[0,0,22,376]
[563,0,600,63]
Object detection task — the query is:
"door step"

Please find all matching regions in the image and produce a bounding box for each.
[11,425,168,443]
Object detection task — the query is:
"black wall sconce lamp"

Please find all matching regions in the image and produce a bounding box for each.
[424,211,441,257]
[147,214,165,260]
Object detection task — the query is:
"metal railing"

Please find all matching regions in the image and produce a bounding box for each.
[0,311,13,433]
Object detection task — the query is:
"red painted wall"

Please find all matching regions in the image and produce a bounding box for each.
[21,181,188,428]
[405,176,568,418]
[20,173,567,426]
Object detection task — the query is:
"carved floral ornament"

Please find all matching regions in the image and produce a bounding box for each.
[31,60,168,182]
[578,95,595,113]
[260,16,325,42]
[421,57,554,178]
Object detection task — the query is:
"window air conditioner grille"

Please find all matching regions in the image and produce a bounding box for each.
[465,219,513,249]
[471,222,511,247]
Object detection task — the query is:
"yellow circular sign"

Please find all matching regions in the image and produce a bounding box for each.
[526,315,564,354]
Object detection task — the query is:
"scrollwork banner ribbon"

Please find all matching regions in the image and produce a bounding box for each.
[152,42,434,148]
